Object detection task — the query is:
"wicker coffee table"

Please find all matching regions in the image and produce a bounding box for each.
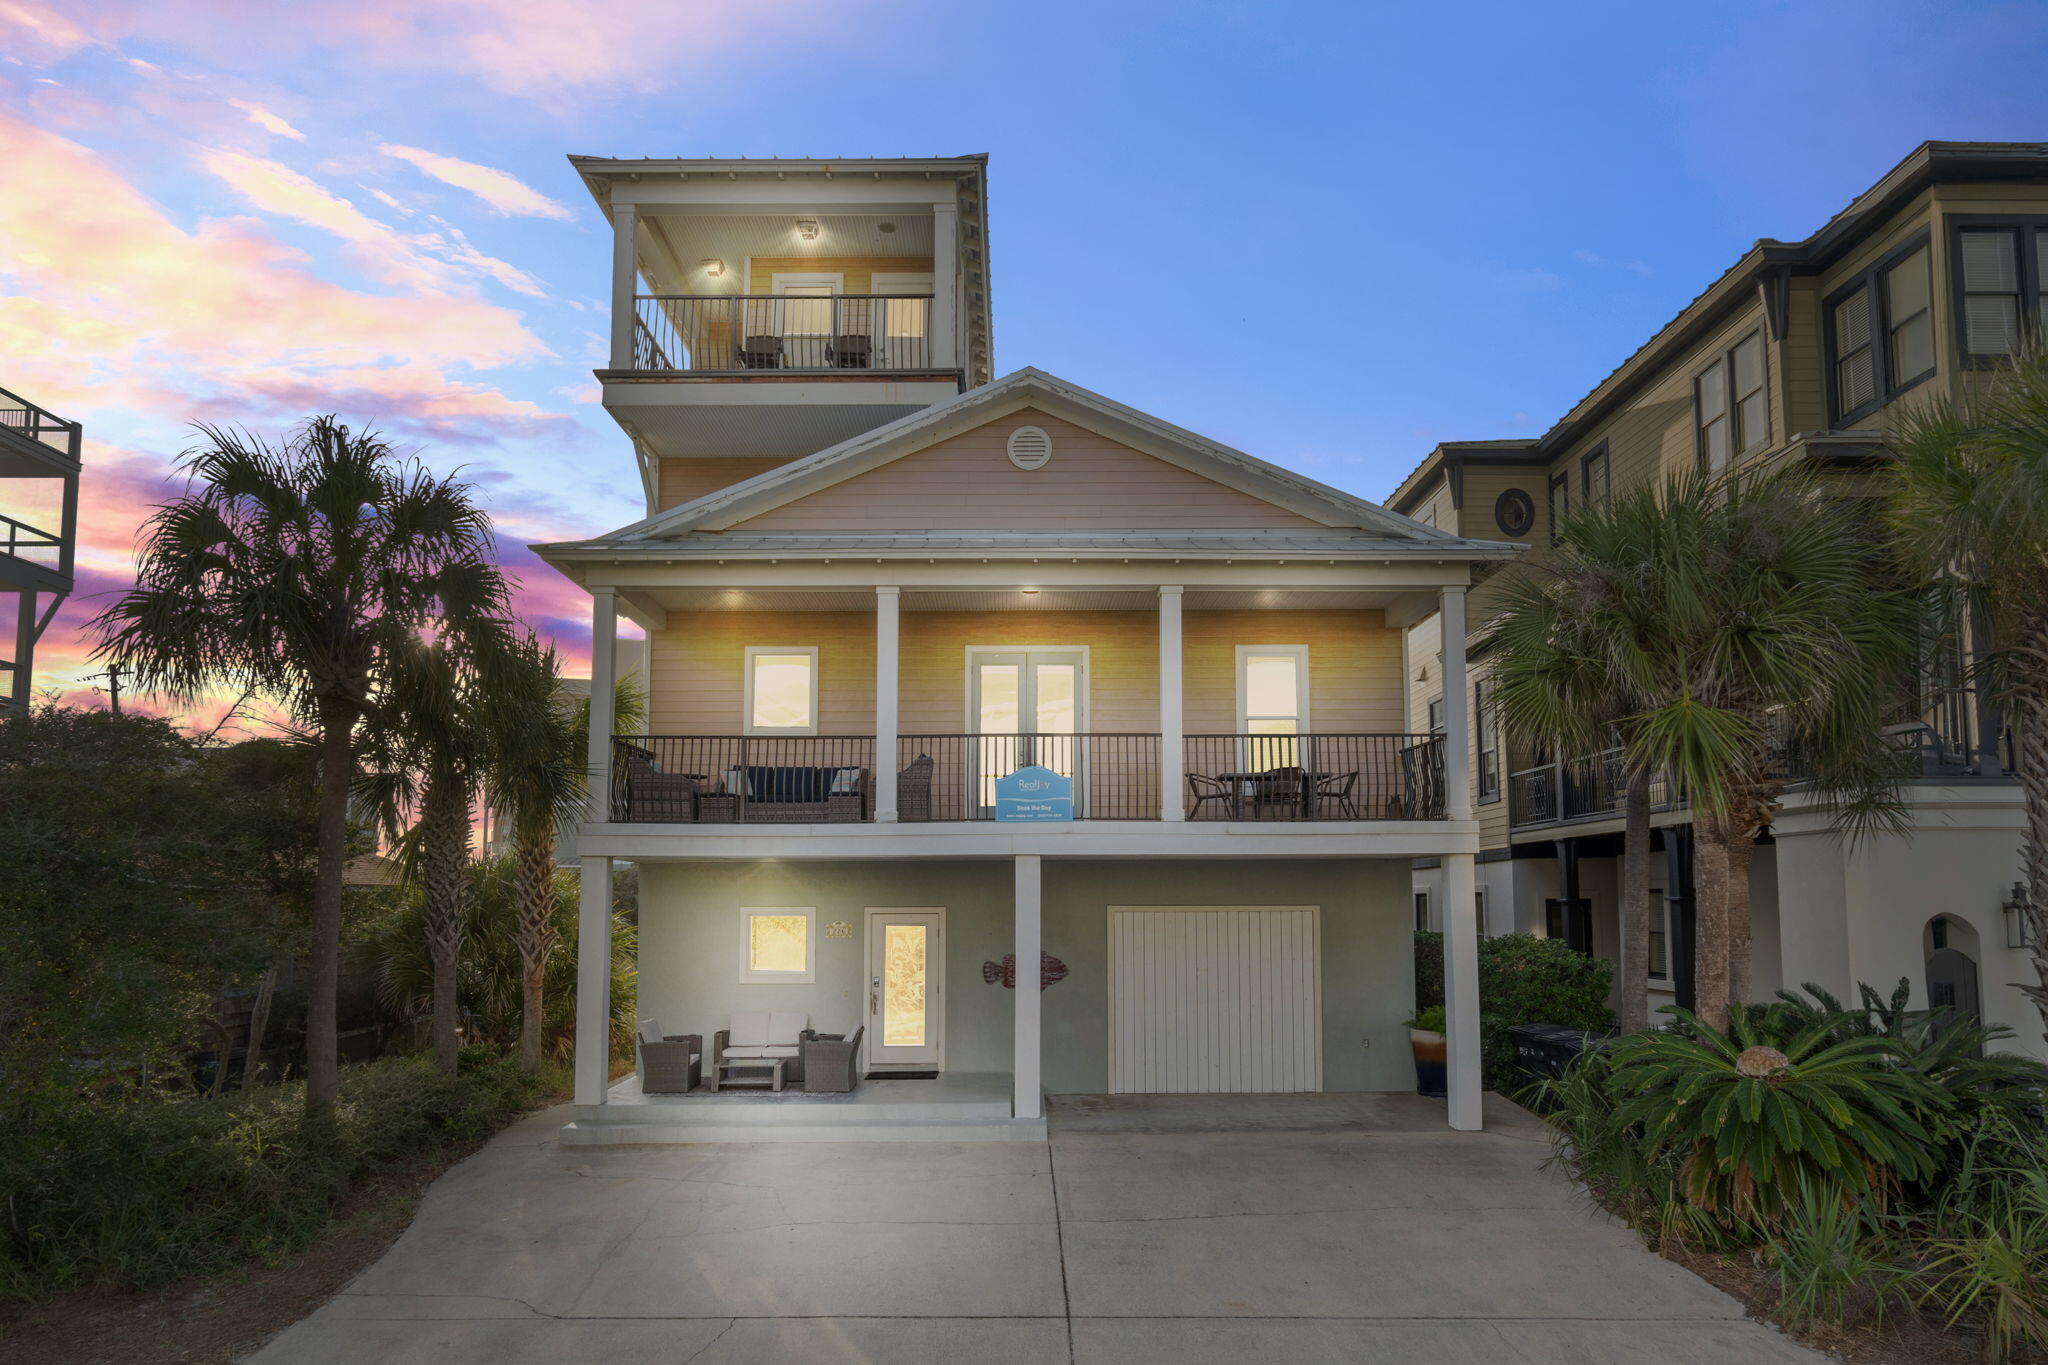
[712,1057,786,1092]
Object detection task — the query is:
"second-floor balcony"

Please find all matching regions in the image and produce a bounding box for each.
[611,732,1446,825]
[632,294,939,374]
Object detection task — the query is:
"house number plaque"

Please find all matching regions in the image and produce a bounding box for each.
[825,920,853,939]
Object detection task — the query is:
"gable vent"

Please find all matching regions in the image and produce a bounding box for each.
[1007,425,1053,470]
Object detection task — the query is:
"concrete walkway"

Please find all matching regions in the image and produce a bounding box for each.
[249,1092,1823,1364]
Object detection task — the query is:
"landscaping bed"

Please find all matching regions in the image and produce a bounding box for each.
[0,1051,567,1363]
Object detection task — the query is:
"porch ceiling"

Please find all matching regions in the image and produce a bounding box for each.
[604,383,957,461]
[637,585,1422,612]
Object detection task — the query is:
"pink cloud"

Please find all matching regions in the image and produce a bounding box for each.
[380,143,572,220]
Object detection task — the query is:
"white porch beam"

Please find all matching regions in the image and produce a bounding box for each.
[1013,854,1043,1119]
[587,589,618,822]
[874,586,900,821]
[1438,585,1482,1130]
[930,200,959,371]
[574,855,614,1107]
[1158,585,1184,821]
[608,202,639,370]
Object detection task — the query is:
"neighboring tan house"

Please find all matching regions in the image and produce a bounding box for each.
[0,386,80,717]
[537,155,1513,1141]
[1387,141,2044,1060]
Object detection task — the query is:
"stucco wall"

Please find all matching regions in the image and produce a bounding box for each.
[636,857,1418,1094]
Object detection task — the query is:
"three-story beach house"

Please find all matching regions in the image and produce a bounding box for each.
[537,155,1517,1140]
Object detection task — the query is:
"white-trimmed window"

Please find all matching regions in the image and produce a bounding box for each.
[1414,890,1432,932]
[1237,645,1310,767]
[1474,678,1500,802]
[1647,895,1670,982]
[745,646,818,734]
[740,907,816,983]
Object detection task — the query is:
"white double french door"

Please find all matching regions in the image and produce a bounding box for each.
[968,649,1087,814]
[866,909,944,1068]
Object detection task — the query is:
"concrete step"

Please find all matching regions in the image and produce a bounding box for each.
[572,1098,1016,1124]
[558,1115,1048,1145]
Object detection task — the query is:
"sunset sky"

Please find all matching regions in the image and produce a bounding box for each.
[4,0,2045,723]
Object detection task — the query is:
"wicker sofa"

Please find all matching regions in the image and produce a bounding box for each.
[708,1010,808,1089]
[697,765,870,823]
[635,1019,702,1094]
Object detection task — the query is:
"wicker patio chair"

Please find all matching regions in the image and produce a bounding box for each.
[635,1019,701,1094]
[1186,771,1235,821]
[799,1025,865,1093]
[897,753,934,822]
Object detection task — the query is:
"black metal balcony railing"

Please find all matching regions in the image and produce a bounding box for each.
[612,736,876,824]
[0,384,80,449]
[1182,734,1445,820]
[1510,749,1680,829]
[896,734,1162,821]
[630,295,936,372]
[611,733,1455,825]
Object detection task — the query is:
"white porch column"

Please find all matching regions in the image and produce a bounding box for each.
[1013,854,1043,1119]
[1438,584,1482,1131]
[574,855,614,1107]
[874,587,900,821]
[929,200,959,371]
[587,589,618,822]
[1158,585,1185,820]
[608,202,638,370]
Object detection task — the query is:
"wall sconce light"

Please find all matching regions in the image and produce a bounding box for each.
[795,219,820,242]
[700,258,726,277]
[2004,881,2038,949]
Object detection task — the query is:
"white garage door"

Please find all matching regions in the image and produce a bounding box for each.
[1108,906,1321,1093]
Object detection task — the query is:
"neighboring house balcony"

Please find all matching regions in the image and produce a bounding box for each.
[1507,698,2020,836]
[1,384,80,714]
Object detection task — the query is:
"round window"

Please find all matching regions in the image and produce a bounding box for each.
[1007,425,1053,470]
[1495,488,1536,537]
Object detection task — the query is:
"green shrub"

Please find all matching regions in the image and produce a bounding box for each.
[1406,1004,1446,1033]
[0,1053,552,1302]
[1413,931,1616,1090]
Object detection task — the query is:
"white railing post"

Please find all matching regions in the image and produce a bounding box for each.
[609,202,638,370]
[874,587,900,821]
[1013,854,1043,1119]
[930,201,959,371]
[1158,585,1184,820]
[587,589,617,823]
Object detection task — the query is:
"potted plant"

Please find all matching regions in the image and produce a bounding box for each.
[1407,1004,1447,1098]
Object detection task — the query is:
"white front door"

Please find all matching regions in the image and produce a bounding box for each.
[968,648,1086,813]
[865,908,944,1068]
[1109,906,1322,1093]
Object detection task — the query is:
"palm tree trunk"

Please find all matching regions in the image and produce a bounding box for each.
[1725,797,1766,1008]
[1693,812,1732,1030]
[420,771,471,1075]
[2014,689,2048,1051]
[1620,769,1652,1031]
[306,698,354,1112]
[515,825,560,1074]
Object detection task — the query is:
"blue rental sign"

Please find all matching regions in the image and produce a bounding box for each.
[994,764,1074,822]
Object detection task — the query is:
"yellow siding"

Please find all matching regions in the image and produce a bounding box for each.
[746,256,934,294]
[644,608,1406,738]
[729,407,1324,532]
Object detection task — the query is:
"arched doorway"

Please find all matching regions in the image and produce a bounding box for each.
[1923,915,1982,1043]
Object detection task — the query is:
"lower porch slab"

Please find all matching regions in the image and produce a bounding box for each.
[560,1070,1046,1145]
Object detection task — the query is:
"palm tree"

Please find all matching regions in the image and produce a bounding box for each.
[1485,469,1912,1029]
[93,417,507,1111]
[362,630,513,1074]
[1483,493,1669,1032]
[487,636,646,1073]
[1888,348,2048,1047]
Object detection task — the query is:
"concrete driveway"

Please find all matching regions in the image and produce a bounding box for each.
[250,1093,1822,1364]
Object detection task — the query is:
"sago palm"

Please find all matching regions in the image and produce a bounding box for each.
[92,417,506,1111]
[1887,346,2048,1049]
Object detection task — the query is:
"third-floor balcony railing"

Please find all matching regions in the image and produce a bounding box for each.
[631,294,936,373]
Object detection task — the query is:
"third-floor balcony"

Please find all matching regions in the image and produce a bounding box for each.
[632,294,938,374]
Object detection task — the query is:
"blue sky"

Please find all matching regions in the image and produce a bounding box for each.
[5,0,2046,702]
